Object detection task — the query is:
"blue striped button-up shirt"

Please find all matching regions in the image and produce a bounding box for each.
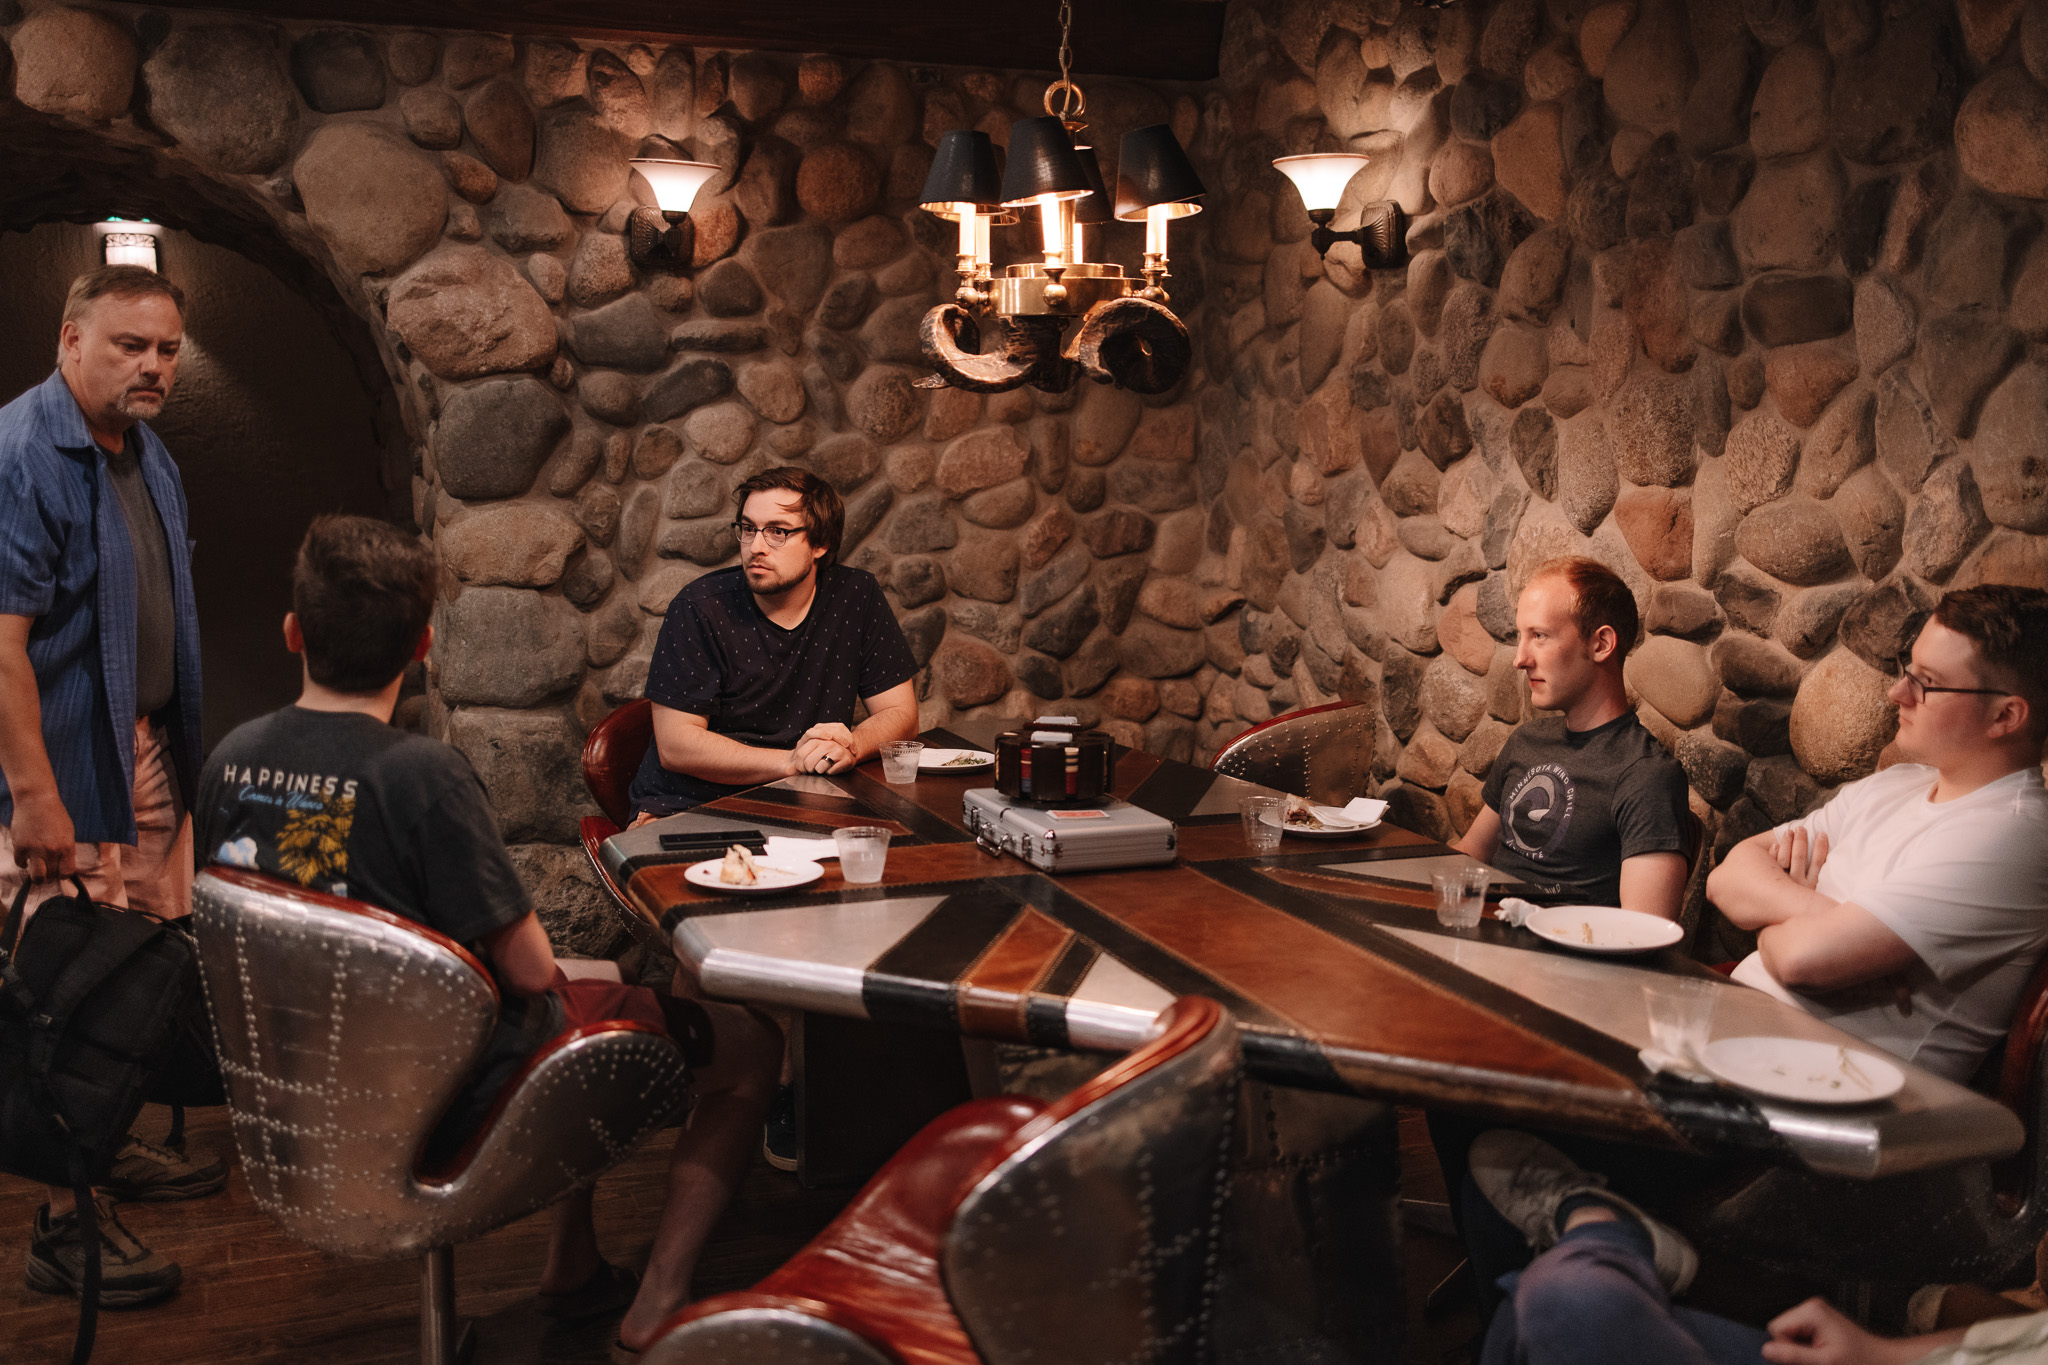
[0,369,203,844]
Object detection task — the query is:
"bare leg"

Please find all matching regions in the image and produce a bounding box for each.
[616,999,782,1351]
[538,1186,604,1295]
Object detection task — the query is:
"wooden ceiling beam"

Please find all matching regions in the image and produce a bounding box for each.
[143,0,1224,81]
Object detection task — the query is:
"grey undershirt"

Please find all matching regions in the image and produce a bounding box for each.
[104,435,176,718]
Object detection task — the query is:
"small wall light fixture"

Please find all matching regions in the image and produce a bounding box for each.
[96,218,163,271]
[626,158,721,269]
[1271,153,1405,267]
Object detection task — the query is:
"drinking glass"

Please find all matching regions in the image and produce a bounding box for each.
[880,741,923,784]
[1241,795,1285,853]
[833,826,890,883]
[1431,863,1489,929]
[1643,979,1718,1065]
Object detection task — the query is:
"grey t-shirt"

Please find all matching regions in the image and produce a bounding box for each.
[1480,712,1691,905]
[103,435,175,718]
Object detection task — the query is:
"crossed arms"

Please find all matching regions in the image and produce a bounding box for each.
[1706,827,1916,993]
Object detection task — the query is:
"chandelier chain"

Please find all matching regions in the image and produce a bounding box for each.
[1043,0,1083,119]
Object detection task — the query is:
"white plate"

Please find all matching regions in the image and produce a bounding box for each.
[1700,1036,1905,1105]
[1524,905,1684,955]
[919,747,996,773]
[683,858,824,896]
[1263,806,1379,839]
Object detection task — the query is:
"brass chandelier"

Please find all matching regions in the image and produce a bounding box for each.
[915,0,1206,395]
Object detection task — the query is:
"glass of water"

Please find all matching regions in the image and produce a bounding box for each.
[880,740,923,784]
[1643,979,1718,1066]
[1431,864,1489,929]
[1241,796,1285,853]
[833,826,890,883]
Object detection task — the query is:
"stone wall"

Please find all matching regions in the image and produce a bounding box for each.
[1183,0,2048,939]
[0,1,1212,946]
[10,0,2048,949]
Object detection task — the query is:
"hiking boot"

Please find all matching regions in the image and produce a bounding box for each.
[1469,1129,1699,1295]
[25,1195,183,1307]
[763,1083,797,1173]
[100,1134,228,1203]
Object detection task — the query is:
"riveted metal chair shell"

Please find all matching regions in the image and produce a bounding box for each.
[646,995,1241,1365]
[191,868,690,1358]
[1209,701,1374,807]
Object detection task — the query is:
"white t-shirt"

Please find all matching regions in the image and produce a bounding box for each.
[1732,764,2048,1082]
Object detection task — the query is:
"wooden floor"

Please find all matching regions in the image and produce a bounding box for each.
[1,1103,1481,1365]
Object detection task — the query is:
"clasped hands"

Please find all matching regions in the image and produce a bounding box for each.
[789,722,858,776]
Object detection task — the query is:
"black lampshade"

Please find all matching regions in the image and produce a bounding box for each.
[999,116,1092,206]
[1114,124,1206,221]
[1071,144,1114,225]
[919,129,1003,214]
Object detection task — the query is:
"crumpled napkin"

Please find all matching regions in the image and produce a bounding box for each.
[1495,896,1539,927]
[1341,797,1390,823]
[764,835,841,863]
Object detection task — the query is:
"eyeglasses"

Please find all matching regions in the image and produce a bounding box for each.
[732,521,806,549]
[1894,660,2014,705]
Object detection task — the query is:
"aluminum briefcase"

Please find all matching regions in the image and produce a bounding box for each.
[962,788,1177,874]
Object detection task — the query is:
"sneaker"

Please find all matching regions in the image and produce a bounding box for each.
[1468,1130,1698,1295]
[25,1195,183,1307]
[763,1083,797,1173]
[100,1134,228,1203]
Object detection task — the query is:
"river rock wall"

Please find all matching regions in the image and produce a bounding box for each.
[1184,0,2048,941]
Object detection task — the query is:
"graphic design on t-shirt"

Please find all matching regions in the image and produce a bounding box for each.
[1501,763,1576,862]
[211,761,357,895]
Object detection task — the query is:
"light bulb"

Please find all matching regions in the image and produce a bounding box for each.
[1146,203,1171,257]
[1036,193,1065,262]
[956,206,978,259]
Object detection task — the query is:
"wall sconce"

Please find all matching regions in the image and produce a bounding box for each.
[1115,125,1204,304]
[626,158,720,269]
[95,218,162,271]
[1271,154,1405,267]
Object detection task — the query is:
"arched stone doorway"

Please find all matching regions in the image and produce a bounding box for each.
[0,122,411,749]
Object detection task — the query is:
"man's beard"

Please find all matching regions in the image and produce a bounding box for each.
[747,555,815,598]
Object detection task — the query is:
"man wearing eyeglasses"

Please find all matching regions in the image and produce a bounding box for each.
[1707,583,2048,1082]
[628,466,919,817]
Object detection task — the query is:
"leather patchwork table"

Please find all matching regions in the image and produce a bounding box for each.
[607,728,2024,1181]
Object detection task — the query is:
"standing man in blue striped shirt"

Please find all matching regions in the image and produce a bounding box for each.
[0,265,224,1308]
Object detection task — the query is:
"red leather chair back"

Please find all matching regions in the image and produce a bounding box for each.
[583,698,654,828]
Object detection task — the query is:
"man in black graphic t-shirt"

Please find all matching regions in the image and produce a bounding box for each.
[631,466,918,816]
[1451,557,1690,915]
[199,516,779,1354]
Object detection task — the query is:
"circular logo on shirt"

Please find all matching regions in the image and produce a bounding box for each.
[1501,763,1575,861]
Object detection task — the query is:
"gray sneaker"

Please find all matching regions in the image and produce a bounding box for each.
[1468,1129,1699,1295]
[100,1134,228,1203]
[25,1195,183,1307]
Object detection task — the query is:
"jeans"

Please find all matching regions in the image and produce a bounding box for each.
[1428,1110,1755,1322]
[1481,1221,1769,1365]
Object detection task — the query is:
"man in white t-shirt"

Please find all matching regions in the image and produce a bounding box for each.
[1707,584,2048,1082]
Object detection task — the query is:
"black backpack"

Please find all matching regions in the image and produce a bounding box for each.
[0,879,207,1364]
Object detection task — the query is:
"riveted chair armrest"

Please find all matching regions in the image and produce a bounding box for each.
[656,1097,1045,1365]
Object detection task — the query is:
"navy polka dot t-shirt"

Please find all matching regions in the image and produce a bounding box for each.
[629,564,917,812]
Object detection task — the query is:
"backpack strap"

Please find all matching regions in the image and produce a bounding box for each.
[68,1150,100,1365]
